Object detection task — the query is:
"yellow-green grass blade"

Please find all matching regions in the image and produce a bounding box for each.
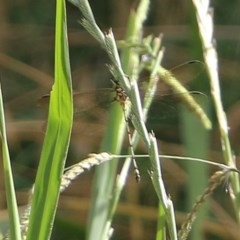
[26,0,73,239]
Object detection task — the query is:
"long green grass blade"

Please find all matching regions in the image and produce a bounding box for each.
[26,0,73,239]
[0,81,21,239]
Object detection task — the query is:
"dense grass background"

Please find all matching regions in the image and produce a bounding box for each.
[0,0,240,239]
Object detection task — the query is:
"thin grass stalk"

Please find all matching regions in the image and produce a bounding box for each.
[192,0,240,221]
[0,80,21,239]
[102,23,165,240]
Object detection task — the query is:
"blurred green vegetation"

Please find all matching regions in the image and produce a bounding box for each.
[0,0,240,239]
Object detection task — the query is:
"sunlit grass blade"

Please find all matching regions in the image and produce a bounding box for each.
[0,80,21,239]
[26,1,73,239]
